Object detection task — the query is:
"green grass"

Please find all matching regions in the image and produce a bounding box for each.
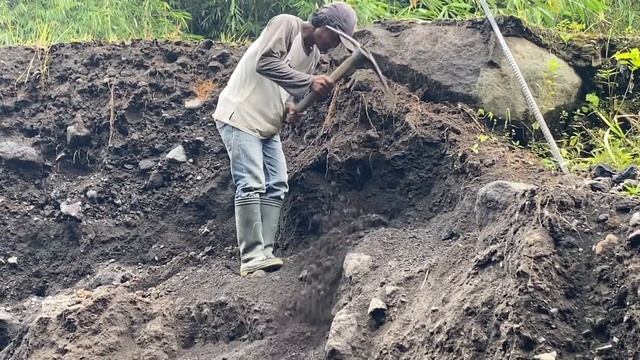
[2,0,639,47]
[169,0,640,41]
[0,0,191,47]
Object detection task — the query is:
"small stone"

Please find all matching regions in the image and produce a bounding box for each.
[204,246,214,256]
[615,198,636,212]
[343,253,372,280]
[208,60,223,72]
[365,129,380,141]
[199,39,214,50]
[146,170,164,189]
[138,159,156,172]
[627,229,640,247]
[385,286,401,297]
[613,165,638,183]
[588,178,613,192]
[212,49,231,64]
[60,201,83,220]
[66,123,92,147]
[325,308,360,360]
[7,256,18,265]
[86,190,98,201]
[595,234,620,255]
[123,164,134,170]
[631,212,640,227]
[624,179,639,188]
[593,164,616,178]
[597,213,609,223]
[367,297,387,325]
[250,270,266,278]
[153,144,167,153]
[298,269,309,281]
[430,307,439,312]
[595,344,613,354]
[185,98,204,109]
[0,141,43,168]
[533,351,557,360]
[166,145,187,163]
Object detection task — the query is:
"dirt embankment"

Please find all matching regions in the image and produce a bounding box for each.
[0,22,639,360]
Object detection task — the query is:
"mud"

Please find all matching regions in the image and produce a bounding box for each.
[0,27,639,360]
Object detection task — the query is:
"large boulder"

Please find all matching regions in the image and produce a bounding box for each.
[357,21,582,126]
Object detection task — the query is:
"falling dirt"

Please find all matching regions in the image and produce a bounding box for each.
[1,24,640,360]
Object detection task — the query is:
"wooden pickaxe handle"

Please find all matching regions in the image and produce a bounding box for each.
[293,49,367,113]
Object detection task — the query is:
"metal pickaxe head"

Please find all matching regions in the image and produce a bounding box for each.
[293,26,388,113]
[326,25,389,90]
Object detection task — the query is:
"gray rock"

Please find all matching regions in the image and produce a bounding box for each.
[66,124,92,147]
[358,22,581,126]
[207,60,223,72]
[597,213,609,223]
[584,179,611,192]
[475,181,537,228]
[184,98,204,109]
[533,351,557,360]
[595,344,613,354]
[593,164,615,179]
[627,229,640,247]
[146,170,164,189]
[367,297,387,325]
[138,159,156,172]
[325,308,360,360]
[86,190,98,201]
[631,212,640,227]
[0,141,43,167]
[298,269,309,282]
[0,309,19,348]
[166,145,187,163]
[199,39,214,50]
[7,256,18,265]
[623,179,639,188]
[613,165,638,184]
[88,268,133,290]
[343,253,372,280]
[60,201,83,220]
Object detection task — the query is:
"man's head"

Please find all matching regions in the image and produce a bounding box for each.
[310,2,357,53]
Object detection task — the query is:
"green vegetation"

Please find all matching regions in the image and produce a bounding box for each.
[2,0,639,46]
[0,0,191,47]
[558,48,640,171]
[171,0,640,40]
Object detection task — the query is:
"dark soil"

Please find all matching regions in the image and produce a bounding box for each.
[0,33,639,360]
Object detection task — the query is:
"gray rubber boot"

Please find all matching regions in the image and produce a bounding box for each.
[261,198,284,260]
[235,197,283,276]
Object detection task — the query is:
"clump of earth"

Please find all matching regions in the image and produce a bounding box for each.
[0,19,639,360]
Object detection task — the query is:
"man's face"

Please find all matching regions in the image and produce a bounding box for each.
[314,27,341,53]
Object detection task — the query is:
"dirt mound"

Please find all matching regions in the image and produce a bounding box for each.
[0,31,639,359]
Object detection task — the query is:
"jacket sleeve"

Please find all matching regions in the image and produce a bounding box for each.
[255,15,314,98]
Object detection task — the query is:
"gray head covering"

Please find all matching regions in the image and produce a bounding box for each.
[310,1,357,50]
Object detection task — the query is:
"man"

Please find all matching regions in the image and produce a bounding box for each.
[213,2,357,276]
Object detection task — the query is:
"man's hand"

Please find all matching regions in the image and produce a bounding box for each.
[285,102,305,124]
[311,75,335,97]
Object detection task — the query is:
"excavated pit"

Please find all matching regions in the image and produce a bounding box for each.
[0,28,639,360]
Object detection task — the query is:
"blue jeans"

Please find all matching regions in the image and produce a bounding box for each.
[216,122,289,201]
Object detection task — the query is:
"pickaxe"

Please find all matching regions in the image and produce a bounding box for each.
[293,26,389,113]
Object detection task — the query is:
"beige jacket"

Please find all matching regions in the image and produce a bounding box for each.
[213,14,320,139]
